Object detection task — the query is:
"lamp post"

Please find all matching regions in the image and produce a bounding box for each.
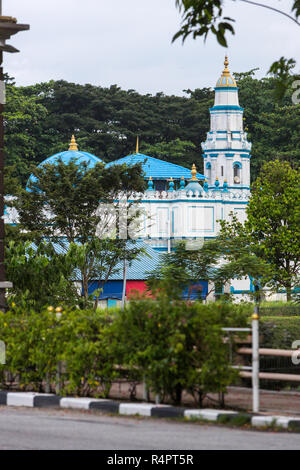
[0,2,29,311]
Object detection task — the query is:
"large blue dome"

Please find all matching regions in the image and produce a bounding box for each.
[27,136,104,189]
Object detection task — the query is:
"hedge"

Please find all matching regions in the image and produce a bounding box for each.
[260,316,300,349]
[0,300,251,405]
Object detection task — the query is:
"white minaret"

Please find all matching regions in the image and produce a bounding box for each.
[201,57,252,192]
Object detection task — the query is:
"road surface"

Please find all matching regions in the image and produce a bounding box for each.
[0,407,299,450]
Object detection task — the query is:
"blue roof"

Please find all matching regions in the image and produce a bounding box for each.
[27,150,104,188]
[106,153,204,180]
[45,239,162,281]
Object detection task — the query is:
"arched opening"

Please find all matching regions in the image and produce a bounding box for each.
[233,162,242,184]
[206,162,212,183]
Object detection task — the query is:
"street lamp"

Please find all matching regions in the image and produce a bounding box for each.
[0,1,29,311]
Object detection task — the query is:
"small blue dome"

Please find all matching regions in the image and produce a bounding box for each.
[27,136,104,189]
[185,181,203,196]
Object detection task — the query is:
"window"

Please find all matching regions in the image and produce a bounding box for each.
[206,162,212,183]
[214,282,224,300]
[221,166,224,177]
[107,299,117,308]
[233,162,242,183]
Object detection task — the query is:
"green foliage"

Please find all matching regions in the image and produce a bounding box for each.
[174,0,300,47]
[68,239,144,305]
[247,160,300,299]
[260,316,300,350]
[217,413,251,426]
[13,158,145,303]
[112,298,250,405]
[141,138,196,168]
[219,161,300,300]
[16,158,145,244]
[267,57,297,102]
[5,241,78,309]
[173,0,235,47]
[0,300,251,403]
[4,72,300,185]
[149,237,269,301]
[0,307,116,397]
[173,1,299,98]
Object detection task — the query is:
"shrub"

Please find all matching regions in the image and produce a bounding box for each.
[0,306,116,396]
[260,316,300,349]
[112,298,250,406]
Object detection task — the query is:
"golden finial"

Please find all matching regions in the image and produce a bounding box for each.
[69,135,78,151]
[191,164,198,181]
[136,136,139,154]
[222,55,230,76]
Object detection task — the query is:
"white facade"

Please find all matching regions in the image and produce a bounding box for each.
[202,57,252,192]
[136,57,251,258]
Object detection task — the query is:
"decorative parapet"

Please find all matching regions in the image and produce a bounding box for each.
[143,188,250,202]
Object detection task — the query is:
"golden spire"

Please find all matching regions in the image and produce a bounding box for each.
[136,136,139,154]
[216,55,237,87]
[69,135,78,151]
[191,163,198,181]
[223,55,229,75]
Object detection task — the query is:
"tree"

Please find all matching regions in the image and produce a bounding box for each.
[220,160,300,300]
[5,241,78,309]
[148,238,268,301]
[141,138,197,168]
[16,158,146,244]
[4,77,49,185]
[68,239,144,307]
[14,158,146,304]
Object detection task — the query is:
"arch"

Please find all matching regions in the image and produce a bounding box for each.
[206,162,212,183]
[233,162,242,183]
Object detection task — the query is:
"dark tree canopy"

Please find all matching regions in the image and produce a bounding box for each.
[4,70,299,190]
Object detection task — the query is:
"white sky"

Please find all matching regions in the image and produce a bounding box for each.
[4,0,300,95]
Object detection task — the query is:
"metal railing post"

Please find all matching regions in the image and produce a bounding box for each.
[252,307,260,413]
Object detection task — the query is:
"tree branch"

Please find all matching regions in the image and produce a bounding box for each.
[236,0,300,27]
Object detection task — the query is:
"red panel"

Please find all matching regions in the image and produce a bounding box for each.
[126,281,152,299]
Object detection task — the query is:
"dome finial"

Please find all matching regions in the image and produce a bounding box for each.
[69,135,78,151]
[191,163,198,181]
[136,136,139,154]
[224,55,229,71]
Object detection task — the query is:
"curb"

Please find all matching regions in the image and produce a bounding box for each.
[1,391,300,430]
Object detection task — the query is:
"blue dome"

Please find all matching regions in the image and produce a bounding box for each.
[36,149,103,168]
[27,136,104,189]
[185,181,203,196]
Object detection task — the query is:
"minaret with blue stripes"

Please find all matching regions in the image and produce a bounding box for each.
[201,56,252,192]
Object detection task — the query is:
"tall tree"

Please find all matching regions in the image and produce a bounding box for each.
[221,160,300,300]
[14,158,146,302]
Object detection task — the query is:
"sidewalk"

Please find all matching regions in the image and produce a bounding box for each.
[109,382,300,416]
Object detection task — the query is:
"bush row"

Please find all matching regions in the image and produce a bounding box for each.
[260,316,300,350]
[0,300,251,406]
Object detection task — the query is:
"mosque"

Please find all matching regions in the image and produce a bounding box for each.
[7,57,254,305]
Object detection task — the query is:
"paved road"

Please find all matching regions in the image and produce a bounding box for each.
[0,407,299,450]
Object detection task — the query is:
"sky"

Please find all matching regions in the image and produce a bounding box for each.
[3,0,300,96]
